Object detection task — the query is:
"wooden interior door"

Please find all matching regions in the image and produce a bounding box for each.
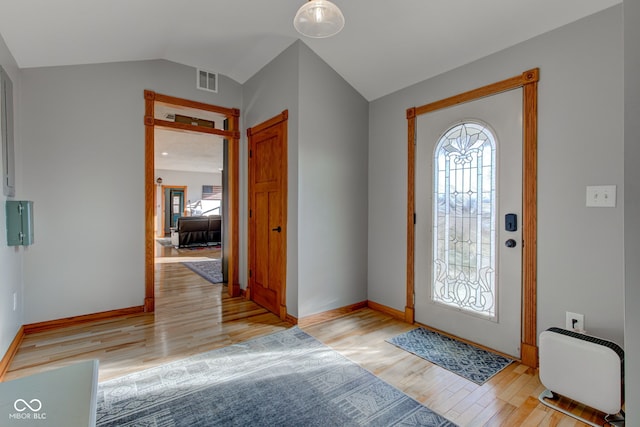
[248,111,288,319]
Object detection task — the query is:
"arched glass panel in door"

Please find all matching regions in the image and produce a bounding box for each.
[432,121,497,318]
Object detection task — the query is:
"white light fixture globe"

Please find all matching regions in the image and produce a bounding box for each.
[293,0,345,38]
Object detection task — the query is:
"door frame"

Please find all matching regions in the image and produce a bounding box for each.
[144,90,241,312]
[246,110,289,320]
[406,69,539,367]
[160,185,187,237]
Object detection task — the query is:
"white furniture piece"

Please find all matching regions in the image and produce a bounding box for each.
[539,328,624,426]
[170,227,179,247]
[0,359,99,427]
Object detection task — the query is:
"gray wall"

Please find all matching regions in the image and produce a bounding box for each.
[242,41,369,318]
[624,0,640,423]
[368,6,625,344]
[0,33,23,357]
[297,43,368,317]
[19,60,242,323]
[12,37,369,326]
[154,170,222,201]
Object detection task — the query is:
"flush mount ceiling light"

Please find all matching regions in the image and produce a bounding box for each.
[293,0,345,38]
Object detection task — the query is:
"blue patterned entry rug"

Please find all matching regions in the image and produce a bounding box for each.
[181,259,223,284]
[96,327,456,426]
[387,328,513,385]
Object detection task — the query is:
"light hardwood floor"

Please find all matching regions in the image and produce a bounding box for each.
[5,242,606,426]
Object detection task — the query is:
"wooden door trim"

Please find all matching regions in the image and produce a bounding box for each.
[247,110,289,136]
[406,69,539,367]
[160,185,188,237]
[144,90,241,312]
[247,110,288,319]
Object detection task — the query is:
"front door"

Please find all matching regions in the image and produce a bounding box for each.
[414,89,523,357]
[248,112,288,319]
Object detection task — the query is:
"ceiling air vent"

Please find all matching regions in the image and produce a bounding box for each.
[197,69,218,93]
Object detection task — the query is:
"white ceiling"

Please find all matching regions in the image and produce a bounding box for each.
[0,0,620,101]
[154,128,224,174]
[154,104,226,173]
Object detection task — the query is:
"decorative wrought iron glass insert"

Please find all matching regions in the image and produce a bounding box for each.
[432,122,496,318]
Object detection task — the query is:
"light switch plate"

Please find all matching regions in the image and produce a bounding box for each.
[586,185,616,207]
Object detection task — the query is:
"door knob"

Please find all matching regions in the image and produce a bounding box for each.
[272,226,282,232]
[505,239,517,248]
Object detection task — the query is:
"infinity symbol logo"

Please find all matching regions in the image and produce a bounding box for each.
[14,399,42,412]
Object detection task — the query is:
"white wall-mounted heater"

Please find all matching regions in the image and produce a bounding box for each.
[539,327,625,426]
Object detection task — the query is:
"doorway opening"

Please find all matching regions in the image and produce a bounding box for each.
[161,185,187,237]
[144,90,241,312]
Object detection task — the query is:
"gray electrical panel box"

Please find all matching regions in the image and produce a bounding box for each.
[6,200,34,246]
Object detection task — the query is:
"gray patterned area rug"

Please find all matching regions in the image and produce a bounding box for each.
[97,327,456,426]
[387,328,513,385]
[181,259,223,284]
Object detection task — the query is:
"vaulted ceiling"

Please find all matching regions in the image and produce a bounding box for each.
[0,1,621,174]
[0,0,620,101]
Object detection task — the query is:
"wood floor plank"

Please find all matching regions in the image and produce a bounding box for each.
[4,241,608,426]
[500,396,546,426]
[453,402,486,426]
